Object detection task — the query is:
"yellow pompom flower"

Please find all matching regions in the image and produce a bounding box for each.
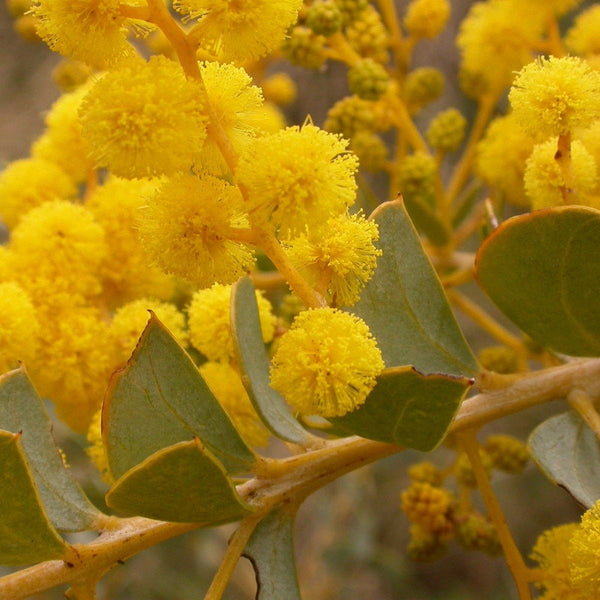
[31,85,95,184]
[261,72,297,107]
[0,282,40,374]
[197,61,266,176]
[568,500,600,595]
[32,0,142,68]
[404,0,450,40]
[9,200,106,301]
[475,112,535,207]
[86,409,113,484]
[110,299,188,364]
[270,308,384,418]
[175,0,302,62]
[139,174,255,287]
[530,524,581,599]
[30,306,114,432]
[457,1,542,95]
[237,123,359,236]
[0,157,77,228]
[79,56,208,178]
[285,212,381,307]
[509,56,600,140]
[566,5,600,56]
[187,283,276,362]
[200,361,270,448]
[87,176,175,306]
[524,139,598,209]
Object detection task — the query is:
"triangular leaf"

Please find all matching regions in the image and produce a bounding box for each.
[0,368,101,533]
[106,438,252,523]
[331,366,472,451]
[231,277,312,445]
[0,430,70,565]
[243,505,301,600]
[351,199,478,375]
[528,410,600,508]
[475,206,600,356]
[103,313,256,480]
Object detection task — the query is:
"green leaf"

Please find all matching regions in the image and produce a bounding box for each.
[403,193,451,246]
[330,366,472,451]
[105,438,252,523]
[528,410,600,508]
[475,206,600,356]
[231,277,311,445]
[243,506,301,600]
[352,199,478,376]
[103,313,255,480]
[0,368,101,532]
[0,430,70,565]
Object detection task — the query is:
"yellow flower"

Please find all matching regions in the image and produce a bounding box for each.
[475,112,535,207]
[200,361,270,448]
[139,174,255,287]
[457,0,542,95]
[32,0,141,68]
[566,5,600,56]
[284,212,381,307]
[79,56,208,178]
[0,282,40,374]
[86,409,113,484]
[568,500,600,596]
[509,56,600,140]
[261,72,297,107]
[87,176,175,307]
[110,298,188,364]
[524,139,597,209]
[187,283,276,362]
[9,200,106,302]
[0,157,77,229]
[270,308,384,418]
[197,61,266,176]
[404,0,450,40]
[237,123,359,236]
[31,85,95,184]
[530,524,581,599]
[175,0,302,62]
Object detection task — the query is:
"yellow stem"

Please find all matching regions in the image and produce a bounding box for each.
[568,388,600,440]
[118,4,150,20]
[375,0,407,75]
[440,267,473,289]
[203,514,263,600]
[386,92,429,154]
[457,431,533,600]
[555,132,573,204]
[325,32,362,65]
[252,229,326,309]
[446,289,526,359]
[445,92,498,206]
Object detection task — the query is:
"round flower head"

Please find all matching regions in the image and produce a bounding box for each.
[87,176,175,307]
[566,5,600,56]
[509,56,600,140]
[176,0,302,62]
[110,298,188,364]
[0,157,76,228]
[476,112,535,207]
[79,56,208,178]
[524,139,597,209]
[86,409,113,484]
[530,524,581,598]
[270,308,384,418]
[237,123,359,236]
[285,212,381,307]
[457,1,542,95]
[0,282,40,373]
[404,0,450,40]
[32,0,142,68]
[187,283,276,362]
[31,85,95,184]
[568,500,600,595]
[200,361,270,447]
[345,5,389,64]
[139,174,255,287]
[197,61,266,176]
[10,200,106,301]
[261,72,297,107]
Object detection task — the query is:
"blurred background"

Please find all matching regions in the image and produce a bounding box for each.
[0,1,588,598]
